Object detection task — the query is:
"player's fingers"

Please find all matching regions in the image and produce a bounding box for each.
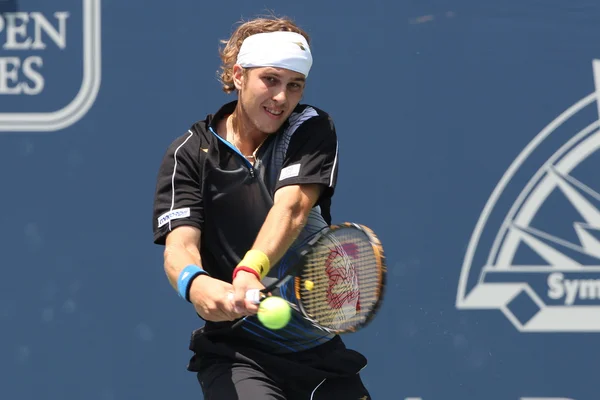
[244,299,260,315]
[241,288,261,315]
[194,302,230,322]
[228,290,250,318]
[226,291,240,314]
[233,285,251,314]
[223,307,244,321]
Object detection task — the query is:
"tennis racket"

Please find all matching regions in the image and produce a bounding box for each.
[233,222,387,334]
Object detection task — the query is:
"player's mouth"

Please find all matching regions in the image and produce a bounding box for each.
[264,107,284,119]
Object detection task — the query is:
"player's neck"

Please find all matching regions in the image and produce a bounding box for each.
[227,109,267,159]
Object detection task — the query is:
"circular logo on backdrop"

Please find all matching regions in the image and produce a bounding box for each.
[457,60,600,332]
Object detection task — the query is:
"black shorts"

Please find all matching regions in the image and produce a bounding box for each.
[187,329,371,400]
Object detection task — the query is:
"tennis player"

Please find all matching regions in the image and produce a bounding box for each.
[152,15,372,400]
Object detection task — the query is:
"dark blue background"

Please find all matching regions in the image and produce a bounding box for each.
[1,0,599,399]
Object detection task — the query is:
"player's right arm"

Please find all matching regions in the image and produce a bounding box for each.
[163,226,242,322]
[152,130,242,322]
[163,225,203,291]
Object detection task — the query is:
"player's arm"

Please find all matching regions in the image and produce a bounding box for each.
[163,225,202,291]
[251,183,323,267]
[163,226,242,322]
[232,114,339,311]
[230,183,323,313]
[152,131,241,321]
[257,113,338,266]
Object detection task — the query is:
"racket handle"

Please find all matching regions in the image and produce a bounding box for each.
[228,289,264,330]
[245,289,263,305]
[226,290,264,305]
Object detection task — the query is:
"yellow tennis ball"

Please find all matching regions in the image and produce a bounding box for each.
[304,280,314,291]
[257,296,291,330]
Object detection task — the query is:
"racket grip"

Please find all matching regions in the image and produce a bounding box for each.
[227,290,264,304]
[245,289,263,305]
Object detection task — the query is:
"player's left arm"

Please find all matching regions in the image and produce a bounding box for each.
[252,182,324,266]
[231,182,324,314]
[255,113,339,266]
[231,113,339,311]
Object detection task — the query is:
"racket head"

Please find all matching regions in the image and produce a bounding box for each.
[260,224,332,295]
[293,223,387,334]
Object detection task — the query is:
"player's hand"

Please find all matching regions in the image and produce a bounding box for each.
[188,275,244,322]
[231,270,265,316]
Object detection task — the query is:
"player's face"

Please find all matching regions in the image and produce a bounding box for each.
[234,66,306,134]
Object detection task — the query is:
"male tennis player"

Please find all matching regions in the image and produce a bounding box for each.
[152,15,371,400]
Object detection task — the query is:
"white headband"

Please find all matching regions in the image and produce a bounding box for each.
[236,31,313,77]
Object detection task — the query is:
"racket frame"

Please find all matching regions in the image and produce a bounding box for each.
[245,222,387,334]
[293,222,387,334]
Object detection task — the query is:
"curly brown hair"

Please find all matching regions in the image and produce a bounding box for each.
[218,14,311,94]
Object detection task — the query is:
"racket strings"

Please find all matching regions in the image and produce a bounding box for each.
[298,228,383,331]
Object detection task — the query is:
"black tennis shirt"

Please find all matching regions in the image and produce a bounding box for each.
[152,100,340,353]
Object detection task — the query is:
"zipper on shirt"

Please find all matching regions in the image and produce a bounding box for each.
[209,126,255,176]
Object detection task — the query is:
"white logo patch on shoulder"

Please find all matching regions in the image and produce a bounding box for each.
[279,163,301,181]
[157,207,190,228]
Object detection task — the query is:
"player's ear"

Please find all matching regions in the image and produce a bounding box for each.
[233,65,245,91]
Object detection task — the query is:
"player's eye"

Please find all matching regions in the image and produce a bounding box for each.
[263,76,278,85]
[288,82,303,92]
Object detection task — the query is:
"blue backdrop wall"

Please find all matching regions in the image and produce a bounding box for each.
[1,1,599,399]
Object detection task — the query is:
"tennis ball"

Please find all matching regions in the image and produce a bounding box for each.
[304,280,314,291]
[257,296,291,330]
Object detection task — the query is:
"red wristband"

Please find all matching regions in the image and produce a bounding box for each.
[233,266,261,281]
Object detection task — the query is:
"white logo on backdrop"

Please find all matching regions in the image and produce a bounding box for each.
[0,0,101,132]
[457,60,600,332]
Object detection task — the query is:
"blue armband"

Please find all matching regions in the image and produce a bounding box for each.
[177,265,209,303]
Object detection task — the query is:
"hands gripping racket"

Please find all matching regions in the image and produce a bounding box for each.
[234,222,387,334]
